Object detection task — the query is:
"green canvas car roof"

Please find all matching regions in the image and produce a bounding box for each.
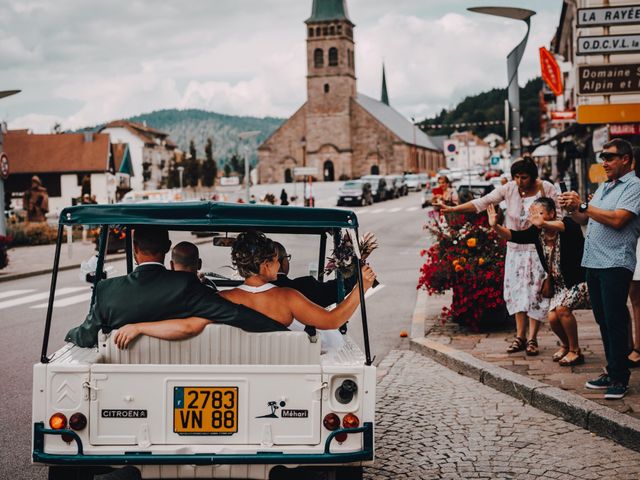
[58,201,359,232]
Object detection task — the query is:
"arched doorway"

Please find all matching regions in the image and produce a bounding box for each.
[323,160,335,181]
[284,168,293,183]
[370,165,380,175]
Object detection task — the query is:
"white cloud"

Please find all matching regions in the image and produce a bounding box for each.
[8,113,65,134]
[0,0,561,128]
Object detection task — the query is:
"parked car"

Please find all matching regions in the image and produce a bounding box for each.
[383,175,406,198]
[336,180,373,206]
[392,175,409,196]
[417,173,429,188]
[404,174,422,192]
[33,202,377,480]
[360,175,387,202]
[454,180,495,202]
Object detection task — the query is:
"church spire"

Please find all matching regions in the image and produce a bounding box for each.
[381,63,389,106]
[306,0,351,23]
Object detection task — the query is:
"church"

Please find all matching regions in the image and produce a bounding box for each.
[257,0,444,183]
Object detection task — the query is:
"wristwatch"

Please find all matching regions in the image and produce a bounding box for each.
[578,202,589,213]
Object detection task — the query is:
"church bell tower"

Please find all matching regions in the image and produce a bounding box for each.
[304,0,356,174]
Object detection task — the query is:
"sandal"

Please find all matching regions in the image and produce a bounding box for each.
[552,346,569,362]
[525,339,539,356]
[559,349,585,366]
[628,348,640,368]
[507,337,526,354]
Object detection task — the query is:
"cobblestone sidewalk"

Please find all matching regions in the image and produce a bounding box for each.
[366,350,640,479]
[423,294,640,421]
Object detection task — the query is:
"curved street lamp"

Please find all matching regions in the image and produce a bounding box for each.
[468,7,536,158]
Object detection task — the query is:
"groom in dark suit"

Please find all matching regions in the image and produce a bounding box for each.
[65,227,286,348]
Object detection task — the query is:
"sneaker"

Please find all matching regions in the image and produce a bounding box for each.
[585,373,612,390]
[604,383,629,400]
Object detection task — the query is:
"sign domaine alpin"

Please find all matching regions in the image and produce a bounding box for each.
[577,5,640,27]
[578,63,640,95]
[577,34,640,56]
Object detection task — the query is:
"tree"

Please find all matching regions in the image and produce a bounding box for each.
[223,162,232,177]
[201,137,217,187]
[166,153,181,189]
[229,154,244,175]
[184,140,200,187]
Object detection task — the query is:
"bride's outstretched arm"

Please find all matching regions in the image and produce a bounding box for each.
[286,265,376,330]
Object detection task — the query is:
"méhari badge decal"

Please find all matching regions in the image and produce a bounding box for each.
[256,400,309,419]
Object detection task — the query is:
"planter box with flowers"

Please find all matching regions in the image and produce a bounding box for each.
[418,212,507,331]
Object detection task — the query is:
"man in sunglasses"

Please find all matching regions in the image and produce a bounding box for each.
[560,138,640,400]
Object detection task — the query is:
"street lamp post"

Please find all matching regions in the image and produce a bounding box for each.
[177,166,184,190]
[468,7,535,159]
[238,130,261,203]
[0,90,21,237]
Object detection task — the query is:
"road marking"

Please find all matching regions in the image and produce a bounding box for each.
[31,292,93,309]
[406,207,419,212]
[370,208,385,214]
[0,289,35,300]
[0,287,87,310]
[388,207,402,213]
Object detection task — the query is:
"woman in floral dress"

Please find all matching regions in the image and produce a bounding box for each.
[443,158,558,356]
[487,198,589,366]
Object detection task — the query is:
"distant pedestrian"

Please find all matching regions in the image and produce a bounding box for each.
[443,157,558,356]
[560,138,640,399]
[23,175,49,222]
[488,198,589,366]
[431,175,458,209]
[280,188,289,206]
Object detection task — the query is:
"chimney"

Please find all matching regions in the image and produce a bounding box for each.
[83,131,93,143]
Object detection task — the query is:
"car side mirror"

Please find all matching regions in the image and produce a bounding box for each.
[213,236,236,247]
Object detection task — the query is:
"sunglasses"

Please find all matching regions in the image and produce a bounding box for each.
[599,152,622,162]
[280,254,292,262]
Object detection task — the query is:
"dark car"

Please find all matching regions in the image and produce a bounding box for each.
[336,180,373,206]
[385,175,408,198]
[455,181,495,203]
[360,175,387,202]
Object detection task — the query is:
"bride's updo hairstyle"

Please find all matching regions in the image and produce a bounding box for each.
[231,231,277,278]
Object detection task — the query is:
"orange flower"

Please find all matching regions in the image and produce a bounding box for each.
[452,260,460,267]
[455,264,464,273]
[478,258,485,266]
[459,257,467,264]
[466,238,477,248]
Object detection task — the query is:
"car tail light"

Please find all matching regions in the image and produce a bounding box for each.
[69,412,87,431]
[342,413,360,429]
[49,413,67,430]
[335,432,348,443]
[323,413,340,431]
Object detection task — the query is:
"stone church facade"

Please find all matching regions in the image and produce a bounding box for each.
[258,0,444,184]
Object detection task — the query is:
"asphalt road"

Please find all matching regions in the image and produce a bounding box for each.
[0,188,429,479]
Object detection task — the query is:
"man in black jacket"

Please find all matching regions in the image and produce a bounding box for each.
[65,227,286,348]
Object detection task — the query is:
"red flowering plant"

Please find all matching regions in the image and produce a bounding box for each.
[418,212,506,330]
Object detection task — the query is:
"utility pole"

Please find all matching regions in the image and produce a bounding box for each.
[238,131,260,203]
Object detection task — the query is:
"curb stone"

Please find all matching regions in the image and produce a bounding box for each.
[409,292,640,453]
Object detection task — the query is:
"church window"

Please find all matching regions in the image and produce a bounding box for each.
[308,28,314,37]
[329,25,335,36]
[324,83,330,94]
[347,27,352,38]
[322,26,328,35]
[347,49,352,67]
[328,47,338,66]
[337,24,342,35]
[314,48,324,68]
[316,26,321,36]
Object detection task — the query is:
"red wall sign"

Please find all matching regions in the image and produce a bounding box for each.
[0,153,8,180]
[539,47,564,97]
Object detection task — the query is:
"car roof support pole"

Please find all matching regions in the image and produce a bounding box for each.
[355,240,373,365]
[317,232,327,282]
[90,225,109,310]
[40,225,64,363]
[125,226,133,274]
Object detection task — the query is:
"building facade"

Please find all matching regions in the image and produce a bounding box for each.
[258,0,443,183]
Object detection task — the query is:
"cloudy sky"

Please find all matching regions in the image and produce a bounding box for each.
[0,0,562,133]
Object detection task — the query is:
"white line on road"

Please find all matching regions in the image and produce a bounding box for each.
[0,287,88,310]
[0,289,36,300]
[388,207,402,213]
[406,207,419,212]
[370,208,386,214]
[31,292,93,309]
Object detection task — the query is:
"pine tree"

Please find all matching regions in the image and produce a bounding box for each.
[229,154,244,175]
[202,137,217,187]
[185,140,200,187]
[223,163,232,177]
[166,153,180,189]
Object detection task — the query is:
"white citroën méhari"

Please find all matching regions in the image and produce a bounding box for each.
[32,202,376,480]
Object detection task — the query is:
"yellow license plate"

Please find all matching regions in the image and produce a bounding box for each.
[173,386,238,435]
